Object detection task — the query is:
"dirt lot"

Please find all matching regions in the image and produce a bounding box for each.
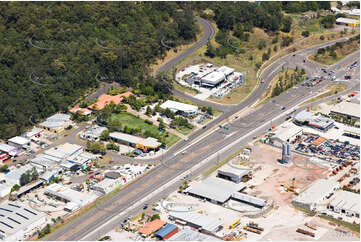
[247,142,329,206]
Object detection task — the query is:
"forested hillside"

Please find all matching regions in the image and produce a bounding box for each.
[0,2,197,138]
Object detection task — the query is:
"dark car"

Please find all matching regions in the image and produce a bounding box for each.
[285,116,292,121]
[281,106,286,110]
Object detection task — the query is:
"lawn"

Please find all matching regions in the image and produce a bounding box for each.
[109,112,180,147]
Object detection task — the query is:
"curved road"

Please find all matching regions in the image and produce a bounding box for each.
[46,17,360,241]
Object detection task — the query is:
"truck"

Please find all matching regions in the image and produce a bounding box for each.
[296,228,315,237]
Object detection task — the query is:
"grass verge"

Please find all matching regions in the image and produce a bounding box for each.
[319,215,360,233]
[300,83,348,106]
[202,146,248,177]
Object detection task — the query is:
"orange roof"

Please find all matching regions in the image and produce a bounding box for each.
[312,137,326,146]
[138,219,166,235]
[69,105,80,113]
[89,91,133,110]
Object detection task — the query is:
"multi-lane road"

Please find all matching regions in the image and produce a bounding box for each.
[46,18,359,241]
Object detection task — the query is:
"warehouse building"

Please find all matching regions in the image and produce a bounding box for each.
[160,100,198,117]
[0,202,47,241]
[336,17,360,27]
[7,136,30,149]
[0,143,18,157]
[154,224,179,240]
[200,71,225,87]
[328,190,360,218]
[185,177,246,204]
[44,183,97,207]
[39,113,71,133]
[44,143,83,161]
[30,156,58,170]
[80,126,108,141]
[217,165,251,183]
[330,102,360,122]
[23,127,43,140]
[294,110,334,131]
[231,192,266,208]
[91,178,122,195]
[109,132,162,152]
[168,226,221,241]
[169,211,223,233]
[292,179,339,211]
[217,66,235,77]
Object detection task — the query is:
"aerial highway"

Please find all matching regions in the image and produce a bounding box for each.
[46,18,360,241]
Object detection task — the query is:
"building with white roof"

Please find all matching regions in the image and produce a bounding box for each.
[217,66,235,76]
[200,71,225,87]
[4,164,36,187]
[217,165,251,183]
[160,100,198,117]
[91,178,122,194]
[169,211,223,233]
[109,132,162,152]
[294,110,334,131]
[330,101,360,121]
[292,179,339,211]
[336,17,360,26]
[328,190,360,217]
[0,184,12,198]
[80,126,108,141]
[30,156,57,170]
[44,183,97,207]
[0,143,18,157]
[23,127,43,139]
[44,143,83,160]
[7,136,30,149]
[39,113,71,133]
[0,202,47,241]
[185,177,246,204]
[168,227,221,241]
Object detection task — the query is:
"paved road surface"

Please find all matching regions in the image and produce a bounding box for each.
[45,17,360,241]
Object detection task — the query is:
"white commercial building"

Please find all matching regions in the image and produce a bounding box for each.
[0,143,18,157]
[200,71,225,87]
[160,100,198,116]
[328,190,360,218]
[330,102,360,121]
[44,183,97,207]
[336,17,360,26]
[169,211,223,233]
[292,179,339,211]
[7,136,30,149]
[91,178,122,194]
[80,126,108,141]
[44,143,83,160]
[217,66,235,76]
[217,165,251,183]
[23,127,43,139]
[185,177,246,204]
[39,113,71,133]
[0,202,47,241]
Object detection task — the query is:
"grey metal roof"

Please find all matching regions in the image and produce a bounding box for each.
[330,190,360,213]
[292,179,339,205]
[0,202,46,237]
[168,227,221,241]
[169,211,223,233]
[187,177,245,203]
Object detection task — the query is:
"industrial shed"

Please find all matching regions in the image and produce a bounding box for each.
[200,71,225,87]
[328,190,360,218]
[0,202,47,241]
[7,136,30,149]
[231,192,266,208]
[169,211,223,233]
[292,179,339,211]
[217,66,235,76]
[160,100,198,117]
[330,102,360,121]
[154,223,178,240]
[168,226,221,241]
[217,165,251,183]
[185,177,245,204]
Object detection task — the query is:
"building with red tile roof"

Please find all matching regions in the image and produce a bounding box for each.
[88,91,133,110]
